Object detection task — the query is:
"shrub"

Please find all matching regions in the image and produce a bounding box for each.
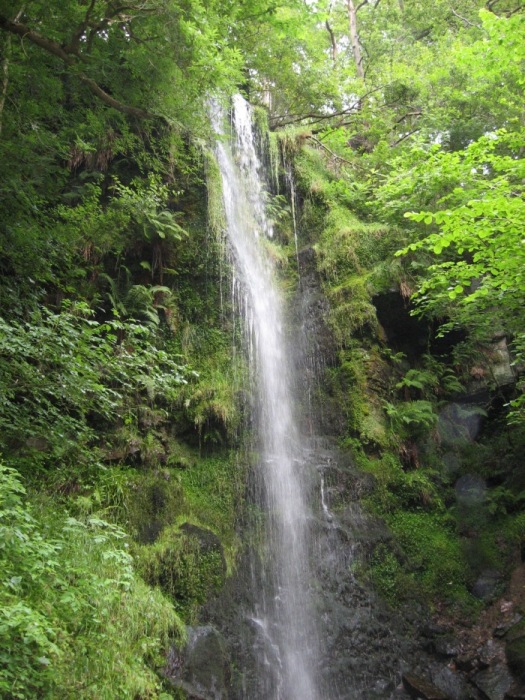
[0,464,182,699]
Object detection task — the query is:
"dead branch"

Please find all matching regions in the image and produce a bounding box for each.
[394,110,422,124]
[308,135,354,165]
[325,19,338,66]
[391,128,420,147]
[451,8,480,27]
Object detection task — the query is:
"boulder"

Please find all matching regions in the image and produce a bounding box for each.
[455,655,477,673]
[422,624,453,638]
[431,666,476,700]
[471,570,503,602]
[432,637,461,658]
[472,665,513,700]
[170,625,230,700]
[506,682,525,699]
[402,673,450,699]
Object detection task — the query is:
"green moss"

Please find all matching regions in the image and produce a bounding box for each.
[325,347,390,447]
[294,145,336,201]
[137,523,227,622]
[175,325,248,446]
[326,350,367,436]
[203,147,226,239]
[369,543,416,605]
[178,451,245,552]
[384,511,477,610]
[123,469,186,543]
[346,444,478,612]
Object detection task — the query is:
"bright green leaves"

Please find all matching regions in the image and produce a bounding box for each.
[394,127,525,336]
[384,400,437,436]
[0,307,188,473]
[449,285,463,300]
[112,175,188,243]
[395,368,438,393]
[0,463,181,699]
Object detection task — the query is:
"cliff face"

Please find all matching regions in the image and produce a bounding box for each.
[164,132,525,698]
[281,142,525,700]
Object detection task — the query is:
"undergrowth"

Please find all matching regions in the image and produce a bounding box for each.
[0,464,182,700]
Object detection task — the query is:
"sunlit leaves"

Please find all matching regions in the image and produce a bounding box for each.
[393,126,525,352]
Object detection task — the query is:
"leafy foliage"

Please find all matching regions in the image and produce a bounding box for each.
[0,305,188,474]
[0,464,182,699]
[397,129,525,337]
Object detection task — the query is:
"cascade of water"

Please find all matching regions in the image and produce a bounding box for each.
[212,95,321,700]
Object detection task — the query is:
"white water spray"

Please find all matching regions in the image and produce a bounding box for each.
[212,95,320,700]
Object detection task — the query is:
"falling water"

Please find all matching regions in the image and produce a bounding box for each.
[212,95,320,700]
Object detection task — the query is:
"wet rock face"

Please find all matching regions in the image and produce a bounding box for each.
[506,621,525,681]
[402,672,450,699]
[471,664,514,700]
[166,626,230,700]
[205,439,433,700]
[293,246,342,436]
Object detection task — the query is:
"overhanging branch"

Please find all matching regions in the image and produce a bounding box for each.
[0,13,159,120]
[78,74,156,119]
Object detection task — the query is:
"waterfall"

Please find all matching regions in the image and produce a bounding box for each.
[212,95,321,700]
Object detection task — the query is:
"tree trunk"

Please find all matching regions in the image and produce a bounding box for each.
[0,33,10,137]
[346,0,364,78]
[325,19,338,67]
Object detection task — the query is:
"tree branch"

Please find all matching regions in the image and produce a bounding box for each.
[391,128,420,147]
[269,87,384,128]
[413,26,432,41]
[0,13,159,120]
[77,74,155,119]
[394,110,422,124]
[0,34,11,137]
[0,14,73,63]
[451,8,480,27]
[325,20,338,67]
[270,105,360,128]
[65,0,97,54]
[308,136,354,165]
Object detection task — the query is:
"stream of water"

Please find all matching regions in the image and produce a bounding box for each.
[212,95,321,700]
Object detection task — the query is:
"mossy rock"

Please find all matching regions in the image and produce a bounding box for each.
[124,470,186,543]
[506,620,525,680]
[359,404,389,447]
[138,523,227,621]
[182,625,230,699]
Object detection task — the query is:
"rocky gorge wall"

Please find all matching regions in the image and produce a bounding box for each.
[167,136,525,699]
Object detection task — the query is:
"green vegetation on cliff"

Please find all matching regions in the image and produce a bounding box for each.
[276,2,525,614]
